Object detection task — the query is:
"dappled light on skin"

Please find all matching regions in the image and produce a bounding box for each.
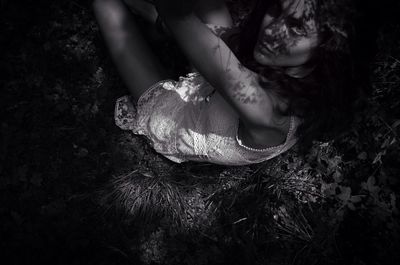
[254,0,319,66]
[2,0,400,264]
[211,37,265,105]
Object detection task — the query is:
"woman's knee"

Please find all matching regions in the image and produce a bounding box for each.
[93,0,124,17]
[93,0,131,32]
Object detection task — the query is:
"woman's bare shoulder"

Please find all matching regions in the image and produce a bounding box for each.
[238,113,291,149]
[236,76,292,149]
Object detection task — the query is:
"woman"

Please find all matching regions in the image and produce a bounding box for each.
[93,0,359,165]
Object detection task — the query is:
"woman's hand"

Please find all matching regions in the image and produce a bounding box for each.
[154,0,199,18]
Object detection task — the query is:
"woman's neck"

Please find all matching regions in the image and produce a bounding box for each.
[283,64,316,78]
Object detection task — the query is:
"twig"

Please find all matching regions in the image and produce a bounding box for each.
[233,217,248,225]
[389,55,400,64]
[379,116,399,139]
[291,244,308,265]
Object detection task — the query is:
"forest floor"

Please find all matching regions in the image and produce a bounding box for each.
[1,0,400,264]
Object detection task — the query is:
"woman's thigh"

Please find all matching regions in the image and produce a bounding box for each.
[93,0,168,102]
[123,0,233,27]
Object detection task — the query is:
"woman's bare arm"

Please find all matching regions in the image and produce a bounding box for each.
[157,9,275,127]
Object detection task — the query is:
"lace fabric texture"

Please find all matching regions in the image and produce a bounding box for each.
[114,72,300,165]
[114,24,300,165]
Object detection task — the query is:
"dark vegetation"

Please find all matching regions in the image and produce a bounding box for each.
[1,0,400,264]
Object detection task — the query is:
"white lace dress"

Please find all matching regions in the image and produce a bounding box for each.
[114,72,300,166]
[114,24,300,165]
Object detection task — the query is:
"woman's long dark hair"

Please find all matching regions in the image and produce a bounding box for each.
[236,0,361,152]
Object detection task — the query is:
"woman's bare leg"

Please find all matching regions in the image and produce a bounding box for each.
[123,0,233,32]
[93,0,168,102]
